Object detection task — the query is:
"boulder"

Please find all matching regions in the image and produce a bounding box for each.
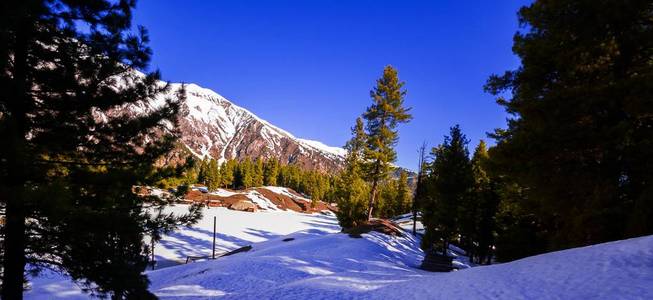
[229,200,257,212]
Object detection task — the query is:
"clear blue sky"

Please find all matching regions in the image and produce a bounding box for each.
[133,0,530,170]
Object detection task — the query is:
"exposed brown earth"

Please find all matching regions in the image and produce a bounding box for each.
[181,187,336,214]
[254,188,304,212]
[342,219,405,238]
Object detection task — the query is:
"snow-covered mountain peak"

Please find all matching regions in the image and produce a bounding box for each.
[125,78,346,171]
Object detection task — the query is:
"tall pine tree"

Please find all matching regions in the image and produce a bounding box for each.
[469,140,499,264]
[362,66,412,220]
[485,0,653,251]
[0,1,200,298]
[335,117,369,228]
[421,125,473,252]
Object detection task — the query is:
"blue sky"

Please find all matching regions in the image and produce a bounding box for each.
[133,0,530,169]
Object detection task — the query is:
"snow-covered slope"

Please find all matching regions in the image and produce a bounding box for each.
[148,233,653,299]
[147,229,424,299]
[26,206,342,299]
[122,79,345,171]
[27,204,653,300]
[151,205,340,269]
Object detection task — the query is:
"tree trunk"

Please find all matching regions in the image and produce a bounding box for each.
[367,161,382,220]
[367,179,378,220]
[412,209,417,235]
[2,192,27,300]
[2,19,30,299]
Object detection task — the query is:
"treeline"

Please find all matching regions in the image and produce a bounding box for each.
[160,157,332,202]
[160,155,412,213]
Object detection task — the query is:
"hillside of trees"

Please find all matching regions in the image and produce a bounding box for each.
[157,154,412,216]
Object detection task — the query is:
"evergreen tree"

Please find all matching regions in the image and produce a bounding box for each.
[335,118,369,228]
[375,180,398,218]
[395,170,412,216]
[206,159,221,191]
[253,157,265,187]
[469,140,499,264]
[263,158,279,186]
[197,159,209,185]
[421,125,473,252]
[239,158,254,189]
[0,1,200,298]
[221,159,236,189]
[485,0,653,252]
[362,66,412,220]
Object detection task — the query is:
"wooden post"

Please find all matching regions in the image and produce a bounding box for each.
[212,216,216,259]
[151,238,155,270]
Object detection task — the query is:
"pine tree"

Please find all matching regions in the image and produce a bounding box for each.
[335,118,370,228]
[221,160,236,189]
[362,66,412,220]
[206,159,221,191]
[421,125,473,252]
[0,1,200,298]
[253,157,265,187]
[263,158,279,186]
[197,159,209,185]
[468,140,499,264]
[239,158,254,189]
[395,170,412,215]
[375,180,398,218]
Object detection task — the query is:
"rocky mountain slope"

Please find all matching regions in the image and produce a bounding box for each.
[122,78,346,172]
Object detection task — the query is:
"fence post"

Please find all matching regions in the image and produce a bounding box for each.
[212,216,216,259]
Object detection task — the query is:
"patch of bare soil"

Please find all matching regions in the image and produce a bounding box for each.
[183,187,338,214]
[183,190,255,211]
[254,188,303,211]
[342,219,404,238]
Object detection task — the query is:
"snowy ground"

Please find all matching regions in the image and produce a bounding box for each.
[152,205,340,268]
[26,205,341,299]
[26,205,653,299]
